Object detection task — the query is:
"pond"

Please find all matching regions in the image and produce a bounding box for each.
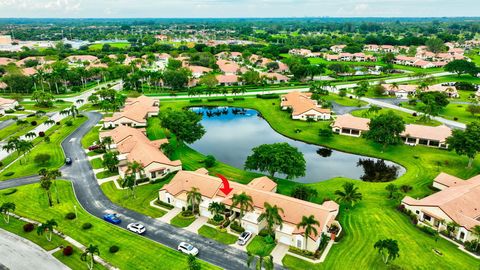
[189,107,405,183]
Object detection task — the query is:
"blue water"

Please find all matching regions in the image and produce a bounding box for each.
[189,107,405,183]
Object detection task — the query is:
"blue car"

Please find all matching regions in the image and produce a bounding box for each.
[103,213,121,224]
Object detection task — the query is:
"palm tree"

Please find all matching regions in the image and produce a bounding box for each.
[247,249,274,270]
[121,174,137,198]
[446,221,460,238]
[81,244,100,270]
[39,169,57,207]
[231,192,254,223]
[187,254,201,270]
[0,202,15,223]
[334,182,363,210]
[186,187,202,214]
[374,238,400,264]
[37,219,58,241]
[45,119,56,126]
[101,136,113,150]
[258,202,284,236]
[25,132,36,139]
[472,225,480,250]
[2,137,19,154]
[208,202,226,220]
[126,160,144,184]
[16,140,33,164]
[297,215,320,250]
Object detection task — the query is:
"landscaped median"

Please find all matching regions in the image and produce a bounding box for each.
[170,211,196,228]
[198,225,237,245]
[0,181,219,269]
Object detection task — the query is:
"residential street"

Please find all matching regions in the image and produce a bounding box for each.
[0,111,282,270]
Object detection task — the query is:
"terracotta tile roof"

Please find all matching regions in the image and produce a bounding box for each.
[402,173,480,230]
[401,124,452,142]
[100,125,181,168]
[261,72,289,82]
[0,97,16,105]
[332,114,370,131]
[21,67,37,76]
[382,84,417,93]
[247,176,277,192]
[66,55,99,63]
[189,65,213,74]
[0,57,14,65]
[104,95,159,124]
[161,170,338,239]
[216,59,240,74]
[433,172,465,188]
[216,74,238,84]
[281,91,331,116]
[16,56,46,67]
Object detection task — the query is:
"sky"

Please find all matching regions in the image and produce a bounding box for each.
[0,0,478,18]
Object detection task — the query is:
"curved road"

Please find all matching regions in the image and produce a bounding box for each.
[0,111,277,270]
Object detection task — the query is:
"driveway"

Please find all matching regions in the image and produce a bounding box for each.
[0,228,68,270]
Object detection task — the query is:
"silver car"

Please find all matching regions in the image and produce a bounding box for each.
[237,231,252,246]
[178,242,199,256]
[127,222,146,234]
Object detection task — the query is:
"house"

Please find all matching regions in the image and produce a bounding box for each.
[289,49,313,57]
[400,125,452,148]
[21,67,38,76]
[103,95,159,128]
[402,172,480,243]
[66,55,99,65]
[217,60,240,75]
[280,92,331,121]
[425,84,459,98]
[364,44,380,52]
[100,126,181,180]
[0,57,15,66]
[0,97,18,115]
[382,84,417,99]
[325,54,340,61]
[215,51,242,60]
[276,62,290,73]
[216,74,240,86]
[261,72,290,84]
[331,114,370,137]
[413,60,435,69]
[15,56,47,67]
[159,169,340,252]
[155,34,169,41]
[330,45,346,53]
[188,66,213,78]
[394,55,417,66]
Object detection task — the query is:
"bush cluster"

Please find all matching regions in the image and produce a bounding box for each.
[82,222,93,230]
[65,212,76,220]
[23,223,35,232]
[63,246,74,256]
[109,245,120,253]
[230,221,245,233]
[256,94,279,99]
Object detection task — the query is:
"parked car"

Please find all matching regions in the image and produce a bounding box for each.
[177,242,199,256]
[127,222,146,234]
[103,213,121,224]
[237,231,252,246]
[65,157,72,165]
[88,145,101,151]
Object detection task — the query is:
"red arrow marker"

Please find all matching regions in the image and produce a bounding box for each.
[217,174,233,196]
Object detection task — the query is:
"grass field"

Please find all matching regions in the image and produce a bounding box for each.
[351,108,442,126]
[198,225,237,245]
[20,101,73,113]
[170,212,196,228]
[0,181,219,270]
[246,236,276,255]
[81,126,100,148]
[323,94,368,107]
[100,180,167,218]
[0,115,49,141]
[402,102,480,124]
[90,157,103,169]
[0,117,87,181]
[88,42,131,51]
[95,170,118,179]
[155,98,480,269]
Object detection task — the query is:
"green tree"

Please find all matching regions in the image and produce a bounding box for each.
[417,92,449,118]
[208,202,226,221]
[186,187,202,214]
[364,112,405,150]
[290,185,318,201]
[444,60,479,77]
[101,136,113,150]
[472,225,480,250]
[296,215,320,250]
[246,249,273,270]
[161,110,205,145]
[199,74,218,89]
[466,104,480,117]
[231,192,254,223]
[34,153,51,166]
[334,182,363,209]
[102,151,119,172]
[374,238,400,264]
[188,254,201,270]
[385,184,399,199]
[36,219,58,241]
[241,70,261,85]
[81,244,100,270]
[120,174,137,198]
[426,38,445,53]
[258,202,284,236]
[204,155,216,168]
[31,90,54,107]
[244,143,306,179]
[0,202,15,223]
[355,81,369,99]
[447,122,480,168]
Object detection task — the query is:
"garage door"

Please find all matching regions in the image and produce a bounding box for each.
[200,207,210,218]
[279,236,291,245]
[245,224,258,234]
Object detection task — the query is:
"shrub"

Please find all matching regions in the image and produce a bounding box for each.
[155,200,174,210]
[181,210,193,217]
[418,225,438,236]
[44,136,50,143]
[0,161,3,167]
[213,214,224,222]
[30,120,37,126]
[400,184,413,193]
[190,99,202,103]
[23,223,35,232]
[264,235,275,244]
[230,221,245,233]
[3,172,14,177]
[4,109,15,113]
[109,245,120,253]
[319,128,333,138]
[38,131,45,137]
[220,219,231,229]
[288,246,316,259]
[65,120,73,126]
[207,97,228,102]
[56,122,61,125]
[2,188,17,195]
[258,229,271,237]
[82,222,93,230]
[204,155,216,168]
[65,212,76,220]
[63,246,74,256]
[256,94,279,99]
[34,153,51,165]
[464,240,480,253]
[233,97,245,101]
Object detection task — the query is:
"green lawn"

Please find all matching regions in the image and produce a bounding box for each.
[157,98,480,269]
[90,157,103,169]
[402,102,480,124]
[20,101,73,113]
[88,43,131,51]
[81,126,100,148]
[95,170,119,179]
[323,94,368,107]
[0,115,49,141]
[0,117,87,181]
[246,236,276,255]
[198,225,237,245]
[351,108,442,126]
[0,181,219,270]
[100,180,167,218]
[170,212,196,228]
[53,245,107,270]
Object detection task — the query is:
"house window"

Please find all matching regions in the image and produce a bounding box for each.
[415,210,420,214]
[424,215,431,222]
[167,197,171,204]
[296,239,302,249]
[151,171,156,179]
[459,232,465,241]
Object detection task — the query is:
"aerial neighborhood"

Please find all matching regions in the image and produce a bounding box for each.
[0,13,480,270]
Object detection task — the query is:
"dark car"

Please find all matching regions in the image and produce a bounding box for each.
[103,213,121,224]
[88,145,101,151]
[65,157,72,165]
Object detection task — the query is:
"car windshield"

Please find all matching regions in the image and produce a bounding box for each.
[186,245,193,251]
[241,232,248,238]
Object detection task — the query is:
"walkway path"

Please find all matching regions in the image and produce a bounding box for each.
[0,228,68,270]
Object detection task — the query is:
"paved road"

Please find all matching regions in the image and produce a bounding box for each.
[1,111,273,270]
[0,228,68,270]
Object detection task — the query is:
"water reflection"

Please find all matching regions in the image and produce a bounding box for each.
[188,106,405,183]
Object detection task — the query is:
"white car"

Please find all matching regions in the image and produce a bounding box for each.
[177,242,199,256]
[237,231,252,246]
[127,223,146,234]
